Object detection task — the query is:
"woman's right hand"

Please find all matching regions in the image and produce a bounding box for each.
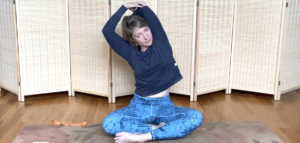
[123,1,147,12]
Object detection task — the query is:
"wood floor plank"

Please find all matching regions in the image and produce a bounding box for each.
[0,89,299,143]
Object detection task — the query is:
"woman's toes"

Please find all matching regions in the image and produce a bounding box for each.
[116,132,122,137]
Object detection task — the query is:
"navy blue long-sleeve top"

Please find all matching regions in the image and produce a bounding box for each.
[102,5,182,97]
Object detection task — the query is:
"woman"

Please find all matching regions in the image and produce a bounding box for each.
[102,1,203,143]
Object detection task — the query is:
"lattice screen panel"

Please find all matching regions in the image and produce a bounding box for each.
[230,0,284,94]
[69,0,110,102]
[16,0,70,100]
[157,0,197,100]
[195,0,234,99]
[110,0,156,102]
[0,0,18,94]
[280,0,300,93]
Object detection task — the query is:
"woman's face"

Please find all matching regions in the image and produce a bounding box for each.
[132,26,153,47]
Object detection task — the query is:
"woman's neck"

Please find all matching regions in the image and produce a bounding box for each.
[140,46,148,52]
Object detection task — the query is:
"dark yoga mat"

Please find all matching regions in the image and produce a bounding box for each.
[13,121,283,143]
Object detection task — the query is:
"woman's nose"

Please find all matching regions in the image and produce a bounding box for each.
[143,33,148,40]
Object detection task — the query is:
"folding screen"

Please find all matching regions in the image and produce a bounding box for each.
[69,0,111,102]
[2,0,296,103]
[156,0,197,101]
[277,0,300,99]
[229,0,285,99]
[0,0,20,99]
[194,0,234,101]
[110,0,156,103]
[15,0,71,101]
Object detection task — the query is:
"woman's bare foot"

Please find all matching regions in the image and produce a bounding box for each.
[114,132,152,143]
[150,122,166,130]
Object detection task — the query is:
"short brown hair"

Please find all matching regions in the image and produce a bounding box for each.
[121,15,148,45]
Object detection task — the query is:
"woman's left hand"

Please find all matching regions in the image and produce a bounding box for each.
[124,1,147,12]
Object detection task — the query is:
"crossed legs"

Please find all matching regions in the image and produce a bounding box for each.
[102,95,203,143]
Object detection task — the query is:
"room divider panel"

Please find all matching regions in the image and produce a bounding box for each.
[157,0,198,101]
[277,0,300,99]
[0,0,19,99]
[110,0,157,103]
[229,0,286,100]
[69,0,112,103]
[194,0,235,101]
[15,0,71,101]
[2,0,298,102]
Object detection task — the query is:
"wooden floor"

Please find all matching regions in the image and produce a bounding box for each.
[0,88,299,143]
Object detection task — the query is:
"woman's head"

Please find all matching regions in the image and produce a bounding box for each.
[121,15,153,48]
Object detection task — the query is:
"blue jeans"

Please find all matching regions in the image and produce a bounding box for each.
[102,94,203,140]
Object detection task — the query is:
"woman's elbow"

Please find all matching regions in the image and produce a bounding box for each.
[102,29,112,39]
[102,27,108,34]
[102,24,113,34]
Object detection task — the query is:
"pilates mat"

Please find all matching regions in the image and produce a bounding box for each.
[13,121,284,143]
